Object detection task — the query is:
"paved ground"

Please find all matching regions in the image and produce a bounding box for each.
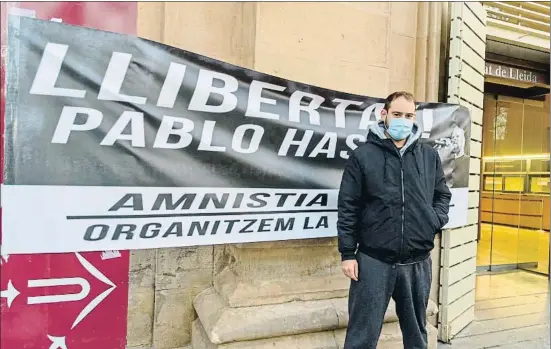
[438,271,550,349]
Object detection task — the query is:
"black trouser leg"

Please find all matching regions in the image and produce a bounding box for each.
[392,257,432,349]
[343,253,396,349]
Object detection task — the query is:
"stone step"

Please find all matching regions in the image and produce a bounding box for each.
[194,287,438,345]
[215,268,350,307]
[192,319,438,349]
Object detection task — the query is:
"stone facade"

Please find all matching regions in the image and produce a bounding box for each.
[130,2,446,348]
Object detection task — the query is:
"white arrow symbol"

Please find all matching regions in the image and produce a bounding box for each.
[47,335,68,349]
[23,253,116,330]
[1,280,20,308]
[71,252,116,329]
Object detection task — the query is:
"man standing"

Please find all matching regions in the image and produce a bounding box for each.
[338,91,452,349]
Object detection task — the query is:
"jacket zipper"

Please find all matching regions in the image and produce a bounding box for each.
[394,146,405,262]
[399,157,405,262]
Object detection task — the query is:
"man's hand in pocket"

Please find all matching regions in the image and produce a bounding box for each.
[341,259,358,281]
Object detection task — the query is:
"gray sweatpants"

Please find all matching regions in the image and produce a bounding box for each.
[344,252,432,349]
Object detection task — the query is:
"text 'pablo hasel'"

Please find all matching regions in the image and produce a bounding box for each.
[29,42,393,159]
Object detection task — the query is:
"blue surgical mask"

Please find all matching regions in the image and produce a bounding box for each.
[386,118,413,141]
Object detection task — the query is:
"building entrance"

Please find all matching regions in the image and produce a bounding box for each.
[477,93,550,276]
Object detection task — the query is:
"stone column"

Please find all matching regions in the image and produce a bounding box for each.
[131,3,259,349]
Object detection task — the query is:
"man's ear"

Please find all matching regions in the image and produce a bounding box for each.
[380,109,387,122]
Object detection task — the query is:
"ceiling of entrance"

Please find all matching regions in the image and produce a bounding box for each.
[486,39,550,65]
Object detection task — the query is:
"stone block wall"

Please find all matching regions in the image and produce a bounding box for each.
[129,2,445,348]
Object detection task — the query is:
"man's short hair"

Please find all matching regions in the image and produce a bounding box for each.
[383,91,416,111]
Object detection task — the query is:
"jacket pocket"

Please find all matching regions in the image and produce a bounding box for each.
[427,205,441,232]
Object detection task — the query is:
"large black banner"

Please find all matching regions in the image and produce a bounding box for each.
[3,17,470,254]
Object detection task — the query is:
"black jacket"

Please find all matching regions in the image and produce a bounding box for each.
[337,121,452,264]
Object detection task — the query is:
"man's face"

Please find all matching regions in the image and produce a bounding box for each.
[381,97,416,127]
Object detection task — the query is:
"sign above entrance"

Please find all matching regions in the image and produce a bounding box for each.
[485,62,549,85]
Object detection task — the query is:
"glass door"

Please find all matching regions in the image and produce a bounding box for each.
[518,97,550,275]
[478,93,550,276]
